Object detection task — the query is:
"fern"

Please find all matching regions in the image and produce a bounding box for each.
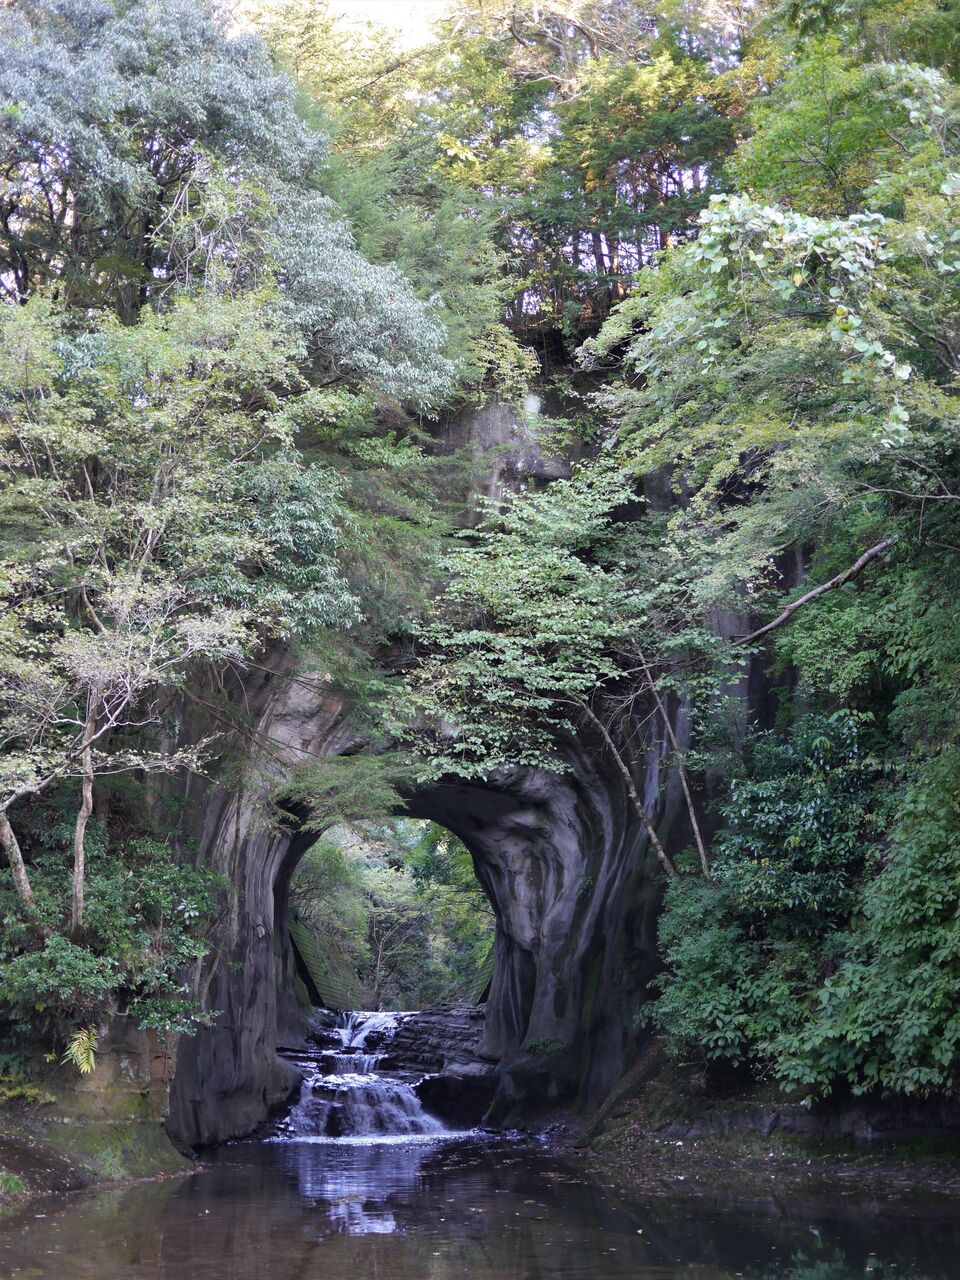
[62,1026,98,1075]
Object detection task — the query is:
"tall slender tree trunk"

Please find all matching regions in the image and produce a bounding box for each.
[71,697,97,939]
[0,810,37,910]
[637,650,710,878]
[591,231,609,277]
[577,701,676,879]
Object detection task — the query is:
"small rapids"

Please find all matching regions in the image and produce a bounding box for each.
[275,1010,446,1142]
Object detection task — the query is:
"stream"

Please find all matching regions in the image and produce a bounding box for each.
[3,1010,960,1280]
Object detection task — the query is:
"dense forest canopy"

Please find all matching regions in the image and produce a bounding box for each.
[1,0,960,1104]
[289,819,494,1009]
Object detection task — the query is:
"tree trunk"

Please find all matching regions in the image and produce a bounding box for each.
[591,231,609,277]
[71,698,97,939]
[0,810,37,911]
[637,650,710,878]
[577,701,676,879]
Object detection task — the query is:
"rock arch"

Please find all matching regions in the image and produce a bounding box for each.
[163,654,687,1150]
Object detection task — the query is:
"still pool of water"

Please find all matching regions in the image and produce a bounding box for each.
[2,1135,960,1280]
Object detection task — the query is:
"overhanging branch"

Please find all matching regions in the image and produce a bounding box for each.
[734,536,898,648]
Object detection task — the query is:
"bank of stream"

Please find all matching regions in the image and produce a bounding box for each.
[4,1010,960,1280]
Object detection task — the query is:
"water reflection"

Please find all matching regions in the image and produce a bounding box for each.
[276,1133,451,1234]
[2,1136,960,1280]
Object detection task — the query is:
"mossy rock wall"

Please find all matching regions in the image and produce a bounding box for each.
[1,1017,189,1192]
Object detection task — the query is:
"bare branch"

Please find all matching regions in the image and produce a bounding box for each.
[574,698,676,879]
[734,536,897,647]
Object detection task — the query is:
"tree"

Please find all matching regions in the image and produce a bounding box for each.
[576,12,960,1094]
[399,0,960,1099]
[0,294,359,931]
[0,1,463,947]
[0,0,453,409]
[419,0,740,347]
[250,0,535,404]
[398,468,717,878]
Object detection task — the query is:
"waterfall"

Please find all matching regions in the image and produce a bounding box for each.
[275,1010,446,1142]
[337,1010,406,1048]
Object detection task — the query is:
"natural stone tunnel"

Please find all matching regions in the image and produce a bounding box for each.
[163,400,699,1151]
[163,648,690,1151]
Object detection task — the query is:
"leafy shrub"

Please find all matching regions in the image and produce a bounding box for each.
[0,817,222,1061]
[648,713,875,1078]
[0,1171,26,1200]
[645,875,818,1068]
[652,719,960,1099]
[776,755,960,1096]
[713,712,876,932]
[523,1037,567,1057]
[1,937,117,1024]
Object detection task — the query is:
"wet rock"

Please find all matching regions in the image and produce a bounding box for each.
[386,1005,490,1074]
[323,1107,348,1137]
[414,1072,495,1128]
[162,411,705,1148]
[383,1004,497,1127]
[163,656,681,1147]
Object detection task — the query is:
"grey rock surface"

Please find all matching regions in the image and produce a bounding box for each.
[164,662,685,1148]
[385,1003,491,1074]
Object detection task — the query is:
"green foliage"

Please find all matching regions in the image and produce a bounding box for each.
[399,465,664,780]
[0,293,364,902]
[421,2,737,347]
[0,813,221,1054]
[253,0,517,397]
[289,819,494,1009]
[0,1,470,1065]
[285,754,418,836]
[2,936,118,1025]
[643,876,794,1067]
[732,42,956,215]
[0,0,453,406]
[782,0,960,81]
[468,326,541,407]
[0,0,316,310]
[402,821,495,1003]
[523,1037,566,1057]
[62,1025,98,1075]
[566,7,960,1099]
[648,714,875,1070]
[0,1073,55,1105]
[257,0,744,360]
[0,1172,26,1201]
[775,756,960,1097]
[651,723,960,1099]
[714,713,876,928]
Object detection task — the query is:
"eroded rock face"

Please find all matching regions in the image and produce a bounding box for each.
[408,722,687,1124]
[385,1003,490,1073]
[434,398,573,522]
[165,657,357,1149]
[164,663,686,1147]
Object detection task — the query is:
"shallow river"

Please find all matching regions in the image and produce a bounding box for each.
[3,1133,960,1280]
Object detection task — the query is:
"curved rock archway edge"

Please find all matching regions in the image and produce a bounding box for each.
[163,659,687,1152]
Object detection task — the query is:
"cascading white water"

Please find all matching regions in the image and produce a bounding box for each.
[337,1010,406,1048]
[277,1011,445,1141]
[323,1052,381,1074]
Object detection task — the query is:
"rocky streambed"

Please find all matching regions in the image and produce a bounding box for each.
[273,1005,497,1138]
